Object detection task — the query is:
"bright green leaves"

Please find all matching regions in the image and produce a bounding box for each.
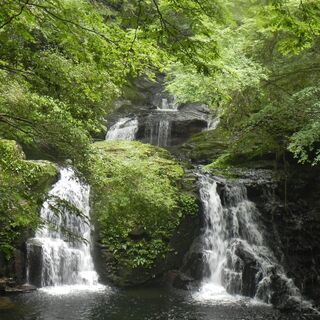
[107,0,225,72]
[287,85,320,165]
[165,4,267,109]
[261,0,320,55]
[166,0,320,166]
[0,72,91,160]
[83,141,198,269]
[288,122,320,165]
[0,0,127,159]
[156,0,223,71]
[0,139,57,257]
[0,0,228,160]
[0,0,167,159]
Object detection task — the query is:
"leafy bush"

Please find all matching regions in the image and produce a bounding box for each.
[0,139,57,257]
[83,141,198,268]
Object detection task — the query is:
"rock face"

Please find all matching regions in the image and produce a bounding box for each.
[94,212,201,287]
[213,166,320,307]
[0,242,28,289]
[248,166,320,306]
[26,239,44,287]
[170,124,320,308]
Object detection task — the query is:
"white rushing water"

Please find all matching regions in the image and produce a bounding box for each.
[27,168,100,291]
[145,119,171,147]
[105,117,138,141]
[156,97,178,111]
[195,174,309,307]
[145,97,176,146]
[194,177,236,302]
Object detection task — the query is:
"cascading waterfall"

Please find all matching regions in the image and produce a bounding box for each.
[105,117,138,141]
[196,174,310,307]
[195,176,236,301]
[145,117,172,147]
[143,96,177,147]
[157,97,178,111]
[142,95,177,147]
[27,168,99,289]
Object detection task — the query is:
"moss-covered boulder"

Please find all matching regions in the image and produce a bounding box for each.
[0,139,57,283]
[175,127,230,164]
[85,141,199,286]
[175,125,279,178]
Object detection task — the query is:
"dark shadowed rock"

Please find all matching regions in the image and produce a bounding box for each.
[171,271,197,290]
[26,239,43,287]
[128,226,147,240]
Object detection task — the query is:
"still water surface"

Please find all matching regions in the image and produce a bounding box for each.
[0,285,299,320]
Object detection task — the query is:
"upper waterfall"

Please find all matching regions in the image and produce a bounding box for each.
[156,97,178,111]
[27,168,99,289]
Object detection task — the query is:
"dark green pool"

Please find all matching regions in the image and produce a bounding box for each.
[0,285,301,320]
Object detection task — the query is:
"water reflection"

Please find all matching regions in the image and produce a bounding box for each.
[0,287,287,320]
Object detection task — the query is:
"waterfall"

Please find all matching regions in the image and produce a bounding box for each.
[106,117,138,141]
[157,97,178,111]
[145,117,171,147]
[27,168,99,289]
[105,114,172,147]
[143,95,177,146]
[196,174,310,307]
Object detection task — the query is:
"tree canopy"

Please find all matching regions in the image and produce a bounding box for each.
[165,0,320,165]
[0,0,224,160]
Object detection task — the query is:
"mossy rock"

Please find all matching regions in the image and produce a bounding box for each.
[85,141,199,286]
[176,127,230,164]
[176,124,278,168]
[0,139,57,258]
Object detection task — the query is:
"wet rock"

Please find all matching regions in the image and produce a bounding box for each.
[4,283,37,293]
[26,239,43,287]
[169,271,196,290]
[0,277,36,294]
[0,234,30,288]
[0,278,15,294]
[180,236,205,281]
[95,208,201,287]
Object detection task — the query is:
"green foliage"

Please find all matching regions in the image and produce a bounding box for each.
[0,0,227,161]
[265,0,320,55]
[82,141,198,269]
[0,139,57,257]
[169,0,320,166]
[287,85,320,164]
[165,25,267,107]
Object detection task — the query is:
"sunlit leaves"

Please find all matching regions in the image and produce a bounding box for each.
[83,141,197,268]
[262,0,320,55]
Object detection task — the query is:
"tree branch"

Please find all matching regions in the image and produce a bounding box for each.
[27,2,119,47]
[0,0,30,29]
